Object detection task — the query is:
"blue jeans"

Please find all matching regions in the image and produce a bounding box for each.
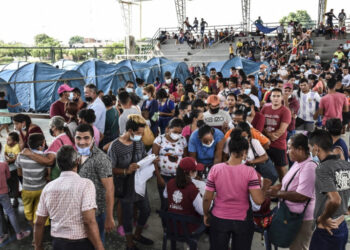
[0,194,21,236]
[96,213,106,244]
[120,196,150,235]
[209,215,254,250]
[309,221,348,250]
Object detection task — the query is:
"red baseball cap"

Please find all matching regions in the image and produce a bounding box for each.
[283,82,293,89]
[179,157,204,172]
[206,95,220,106]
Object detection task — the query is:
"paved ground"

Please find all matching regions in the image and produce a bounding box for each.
[1,118,350,249]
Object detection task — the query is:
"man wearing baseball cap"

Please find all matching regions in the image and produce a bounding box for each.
[163,157,204,232]
[203,95,232,130]
[49,83,74,122]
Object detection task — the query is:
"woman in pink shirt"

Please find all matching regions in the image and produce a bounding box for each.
[203,128,265,250]
[266,133,317,250]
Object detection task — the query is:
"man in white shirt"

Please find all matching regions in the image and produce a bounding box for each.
[294,79,321,132]
[84,84,106,134]
[342,67,350,87]
[203,95,232,130]
[241,81,260,108]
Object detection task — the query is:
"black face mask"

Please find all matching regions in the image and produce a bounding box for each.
[49,128,54,137]
[210,107,220,114]
[85,96,93,103]
[73,98,79,103]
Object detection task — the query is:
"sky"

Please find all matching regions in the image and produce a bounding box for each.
[0,0,348,45]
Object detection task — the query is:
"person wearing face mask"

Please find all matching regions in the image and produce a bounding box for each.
[203,95,232,130]
[163,157,204,233]
[153,118,187,211]
[188,124,225,177]
[76,124,115,246]
[241,81,260,108]
[308,129,350,250]
[13,114,44,150]
[21,116,75,168]
[156,88,175,134]
[50,83,74,122]
[125,81,135,93]
[84,84,106,134]
[107,115,153,250]
[72,87,87,110]
[203,129,265,250]
[78,109,103,147]
[141,85,159,136]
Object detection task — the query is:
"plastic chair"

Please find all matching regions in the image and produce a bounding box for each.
[156,210,206,250]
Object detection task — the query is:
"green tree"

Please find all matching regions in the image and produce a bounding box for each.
[280,10,314,27]
[102,42,125,59]
[69,36,84,46]
[32,34,61,60]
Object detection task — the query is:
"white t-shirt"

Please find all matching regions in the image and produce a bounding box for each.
[154,134,187,176]
[249,94,260,108]
[342,74,350,87]
[294,90,321,122]
[203,109,232,128]
[224,138,265,161]
[218,89,229,108]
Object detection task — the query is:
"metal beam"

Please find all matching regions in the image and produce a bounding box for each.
[119,1,133,36]
[317,0,327,26]
[174,0,186,29]
[241,0,251,33]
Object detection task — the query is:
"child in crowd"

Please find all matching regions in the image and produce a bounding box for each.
[0,142,31,243]
[0,92,21,137]
[4,132,21,208]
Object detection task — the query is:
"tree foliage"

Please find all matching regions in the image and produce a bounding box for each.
[69,36,84,46]
[280,10,313,27]
[102,42,125,59]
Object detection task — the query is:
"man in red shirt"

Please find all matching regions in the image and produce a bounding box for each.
[317,78,348,126]
[261,88,291,181]
[49,83,74,121]
[209,68,218,94]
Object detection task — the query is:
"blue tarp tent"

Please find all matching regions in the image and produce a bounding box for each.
[74,59,136,94]
[116,60,155,84]
[206,57,267,78]
[147,57,190,83]
[0,77,20,112]
[2,63,85,112]
[254,22,278,34]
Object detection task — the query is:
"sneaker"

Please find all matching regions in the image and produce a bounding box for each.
[0,234,8,244]
[133,235,154,245]
[16,230,31,240]
[117,226,125,236]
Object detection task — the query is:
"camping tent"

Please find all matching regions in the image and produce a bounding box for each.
[0,77,20,112]
[53,59,79,70]
[147,57,190,83]
[74,59,135,94]
[0,61,29,72]
[206,57,267,78]
[116,60,155,84]
[2,63,85,112]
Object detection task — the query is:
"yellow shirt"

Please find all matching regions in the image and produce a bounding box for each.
[334,51,345,60]
[201,86,209,93]
[292,38,298,48]
[229,46,234,54]
[236,41,243,48]
[4,143,20,160]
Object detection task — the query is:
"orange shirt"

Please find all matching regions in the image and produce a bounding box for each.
[225,127,270,147]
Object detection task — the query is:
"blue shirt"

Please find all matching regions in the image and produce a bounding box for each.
[188,128,224,165]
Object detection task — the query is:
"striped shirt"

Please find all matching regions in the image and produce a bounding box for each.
[294,90,321,122]
[15,153,48,191]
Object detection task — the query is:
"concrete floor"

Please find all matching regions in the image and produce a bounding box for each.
[1,118,350,249]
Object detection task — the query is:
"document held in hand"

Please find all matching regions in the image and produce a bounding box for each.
[134,154,156,197]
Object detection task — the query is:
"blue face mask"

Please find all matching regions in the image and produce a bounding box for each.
[126,88,133,93]
[131,134,142,142]
[310,151,320,163]
[295,80,300,85]
[244,89,251,95]
[76,145,91,156]
[143,95,149,100]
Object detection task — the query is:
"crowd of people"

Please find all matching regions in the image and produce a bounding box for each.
[0,14,350,250]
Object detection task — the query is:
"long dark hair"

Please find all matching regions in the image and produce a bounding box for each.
[175,167,190,189]
[13,114,31,133]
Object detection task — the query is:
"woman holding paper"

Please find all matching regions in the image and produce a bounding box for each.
[107,114,154,250]
[152,118,188,211]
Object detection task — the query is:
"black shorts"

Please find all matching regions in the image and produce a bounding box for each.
[267,147,287,167]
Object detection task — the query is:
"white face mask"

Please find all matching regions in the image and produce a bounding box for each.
[170,132,181,141]
[69,92,74,100]
[131,133,142,142]
[126,87,133,93]
[202,140,214,148]
[165,79,171,84]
